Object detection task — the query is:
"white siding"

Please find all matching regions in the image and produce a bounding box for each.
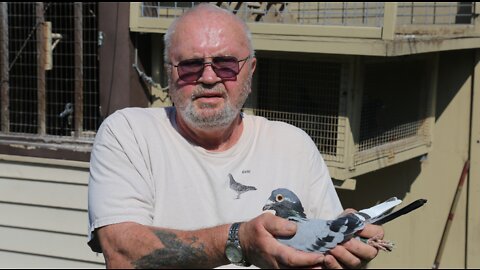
[0,178,88,209]
[0,156,105,267]
[0,250,104,268]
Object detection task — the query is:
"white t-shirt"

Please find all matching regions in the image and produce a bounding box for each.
[88,107,343,252]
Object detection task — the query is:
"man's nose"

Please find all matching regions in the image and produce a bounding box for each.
[197,63,222,84]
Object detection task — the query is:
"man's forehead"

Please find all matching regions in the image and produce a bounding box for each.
[170,15,248,59]
[177,11,243,37]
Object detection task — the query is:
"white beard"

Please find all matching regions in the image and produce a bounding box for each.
[170,76,252,130]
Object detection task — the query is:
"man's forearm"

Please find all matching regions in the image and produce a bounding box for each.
[98,222,231,269]
[133,225,230,268]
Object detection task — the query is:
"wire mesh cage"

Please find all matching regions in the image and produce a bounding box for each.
[138,2,474,27]
[140,2,385,26]
[6,2,38,134]
[2,2,100,139]
[355,56,434,167]
[396,2,475,25]
[244,56,348,164]
[244,53,435,180]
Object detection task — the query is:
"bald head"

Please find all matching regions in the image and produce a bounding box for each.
[163,3,254,63]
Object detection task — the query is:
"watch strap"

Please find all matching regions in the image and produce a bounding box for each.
[226,222,251,266]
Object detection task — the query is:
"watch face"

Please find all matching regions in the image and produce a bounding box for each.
[225,243,243,263]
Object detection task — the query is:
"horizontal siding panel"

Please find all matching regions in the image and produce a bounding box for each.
[0,203,87,235]
[0,250,104,268]
[0,178,87,210]
[0,226,105,263]
[0,161,89,185]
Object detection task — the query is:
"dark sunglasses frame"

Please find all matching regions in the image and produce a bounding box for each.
[170,55,250,83]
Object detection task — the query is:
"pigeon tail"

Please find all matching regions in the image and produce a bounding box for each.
[357,197,402,223]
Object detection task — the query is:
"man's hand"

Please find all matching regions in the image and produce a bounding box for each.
[324,223,384,269]
[240,213,326,268]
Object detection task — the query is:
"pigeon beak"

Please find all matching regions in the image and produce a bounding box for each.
[262,199,275,211]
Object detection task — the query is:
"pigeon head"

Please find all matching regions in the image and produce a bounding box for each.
[262,188,306,219]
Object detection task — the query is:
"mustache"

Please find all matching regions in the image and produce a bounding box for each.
[190,85,228,100]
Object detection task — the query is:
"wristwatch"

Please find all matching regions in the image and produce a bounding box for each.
[225,222,251,267]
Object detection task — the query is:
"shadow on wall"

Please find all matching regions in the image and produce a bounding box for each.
[336,157,421,210]
[435,50,474,122]
[337,49,475,210]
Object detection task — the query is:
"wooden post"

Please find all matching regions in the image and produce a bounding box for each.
[382,2,398,40]
[0,2,9,133]
[36,2,46,135]
[74,2,83,137]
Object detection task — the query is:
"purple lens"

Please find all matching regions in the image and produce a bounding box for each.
[177,59,204,82]
[212,57,239,79]
[175,56,247,83]
[178,70,203,83]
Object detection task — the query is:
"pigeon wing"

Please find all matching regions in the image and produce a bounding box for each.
[277,215,365,253]
[277,218,329,252]
[308,214,365,252]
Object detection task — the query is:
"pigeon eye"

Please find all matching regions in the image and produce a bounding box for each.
[276,194,284,202]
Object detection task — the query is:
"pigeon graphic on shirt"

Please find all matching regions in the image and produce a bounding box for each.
[228,173,257,199]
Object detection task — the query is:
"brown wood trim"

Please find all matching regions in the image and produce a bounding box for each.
[98,2,149,121]
[36,3,46,135]
[0,134,92,162]
[0,143,91,162]
[0,3,9,133]
[74,2,84,136]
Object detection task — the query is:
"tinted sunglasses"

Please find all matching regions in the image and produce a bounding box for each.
[170,56,250,83]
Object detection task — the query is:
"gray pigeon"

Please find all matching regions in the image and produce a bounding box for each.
[262,188,404,253]
[228,174,257,199]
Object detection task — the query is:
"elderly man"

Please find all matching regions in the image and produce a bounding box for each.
[88,3,384,268]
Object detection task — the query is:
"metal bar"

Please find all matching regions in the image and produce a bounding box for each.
[36,2,46,135]
[432,160,470,269]
[74,2,83,137]
[0,2,9,133]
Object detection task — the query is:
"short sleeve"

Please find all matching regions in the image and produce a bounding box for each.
[87,111,155,252]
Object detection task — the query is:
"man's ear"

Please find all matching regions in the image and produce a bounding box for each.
[250,57,257,74]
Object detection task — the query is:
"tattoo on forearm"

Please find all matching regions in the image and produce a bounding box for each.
[133,230,209,268]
